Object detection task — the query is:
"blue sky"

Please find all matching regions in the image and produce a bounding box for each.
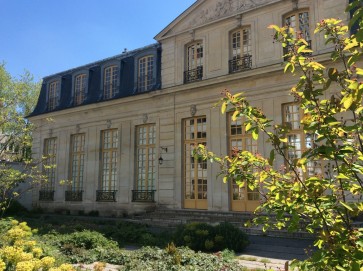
[1,0,195,81]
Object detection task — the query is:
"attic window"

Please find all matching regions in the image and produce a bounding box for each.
[48,81,60,111]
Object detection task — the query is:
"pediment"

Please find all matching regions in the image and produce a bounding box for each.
[155,0,280,40]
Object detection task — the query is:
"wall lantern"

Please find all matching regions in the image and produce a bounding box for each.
[159,147,168,165]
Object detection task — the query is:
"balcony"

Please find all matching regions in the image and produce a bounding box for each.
[229,55,252,73]
[39,190,54,201]
[96,190,117,202]
[65,190,83,202]
[184,66,203,84]
[132,190,156,202]
[137,73,155,93]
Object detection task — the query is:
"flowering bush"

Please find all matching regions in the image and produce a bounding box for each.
[0,219,75,271]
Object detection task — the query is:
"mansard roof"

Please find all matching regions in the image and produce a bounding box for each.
[28,43,161,118]
[43,43,160,80]
[154,0,280,41]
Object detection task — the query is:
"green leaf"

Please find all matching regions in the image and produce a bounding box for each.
[268,150,275,166]
[340,201,353,211]
[252,128,259,140]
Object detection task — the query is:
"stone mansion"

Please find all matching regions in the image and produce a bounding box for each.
[28,0,351,215]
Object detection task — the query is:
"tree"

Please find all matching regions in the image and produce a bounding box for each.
[0,63,44,216]
[197,1,363,270]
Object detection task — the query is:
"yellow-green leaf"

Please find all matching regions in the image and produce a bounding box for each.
[340,201,353,211]
[221,102,227,114]
[232,110,239,121]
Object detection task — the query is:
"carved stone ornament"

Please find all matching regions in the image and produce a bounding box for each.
[292,0,298,10]
[76,124,80,133]
[106,120,112,129]
[143,113,148,124]
[185,0,279,29]
[190,105,197,117]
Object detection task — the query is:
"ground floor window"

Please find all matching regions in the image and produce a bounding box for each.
[66,133,85,201]
[228,113,259,211]
[184,116,207,209]
[133,124,156,202]
[40,137,57,201]
[97,129,118,201]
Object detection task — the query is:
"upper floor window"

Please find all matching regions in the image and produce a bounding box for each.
[283,10,311,57]
[48,81,60,111]
[184,42,203,83]
[74,74,87,105]
[229,27,252,73]
[103,65,118,100]
[138,56,154,93]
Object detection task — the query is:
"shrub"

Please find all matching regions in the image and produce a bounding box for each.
[173,222,249,252]
[0,219,75,271]
[54,230,122,264]
[118,246,242,271]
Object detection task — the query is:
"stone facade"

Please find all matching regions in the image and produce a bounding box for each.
[28,0,351,215]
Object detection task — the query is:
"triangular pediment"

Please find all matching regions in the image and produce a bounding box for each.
[155,0,280,40]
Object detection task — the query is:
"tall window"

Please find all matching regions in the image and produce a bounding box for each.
[100,129,118,191]
[104,66,118,99]
[228,113,259,208]
[40,138,57,201]
[283,11,311,57]
[229,27,252,73]
[138,56,154,92]
[283,103,321,178]
[74,74,87,105]
[135,124,156,191]
[184,42,203,83]
[48,81,59,111]
[184,117,207,209]
[66,134,85,201]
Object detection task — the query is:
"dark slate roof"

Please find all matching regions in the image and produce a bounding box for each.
[29,43,161,117]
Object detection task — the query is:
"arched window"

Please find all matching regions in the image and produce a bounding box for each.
[184,41,203,83]
[229,27,252,73]
[283,10,311,57]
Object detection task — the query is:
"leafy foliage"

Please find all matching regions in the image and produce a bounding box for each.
[173,222,249,252]
[196,2,363,270]
[0,219,75,271]
[118,246,242,271]
[0,63,42,216]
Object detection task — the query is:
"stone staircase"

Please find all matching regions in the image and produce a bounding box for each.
[127,208,314,239]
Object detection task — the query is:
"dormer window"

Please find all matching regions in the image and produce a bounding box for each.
[184,42,203,83]
[138,56,154,92]
[74,74,87,105]
[103,65,119,99]
[229,27,252,73]
[48,81,60,111]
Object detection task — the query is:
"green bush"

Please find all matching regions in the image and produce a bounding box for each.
[173,222,249,252]
[52,230,122,264]
[118,246,242,271]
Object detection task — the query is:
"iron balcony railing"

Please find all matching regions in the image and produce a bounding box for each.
[65,190,83,202]
[96,190,117,202]
[229,54,252,73]
[137,73,155,93]
[184,66,203,83]
[39,190,54,201]
[132,190,156,202]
